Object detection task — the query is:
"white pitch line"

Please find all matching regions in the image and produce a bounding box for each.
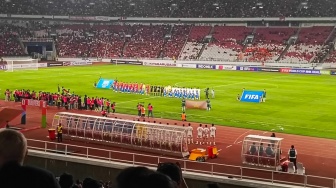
[226,145,232,148]
[263,131,268,134]
[233,130,252,144]
[236,141,242,144]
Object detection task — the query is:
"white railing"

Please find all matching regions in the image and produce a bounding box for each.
[27,139,335,188]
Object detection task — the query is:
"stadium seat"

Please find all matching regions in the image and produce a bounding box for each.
[296,162,305,175]
[287,162,295,173]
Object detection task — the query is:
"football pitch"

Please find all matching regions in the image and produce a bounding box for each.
[1,64,336,139]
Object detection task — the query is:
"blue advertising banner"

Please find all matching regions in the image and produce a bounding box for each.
[240,90,264,103]
[331,71,336,75]
[96,79,114,89]
[289,69,320,75]
[196,64,216,69]
[236,66,260,71]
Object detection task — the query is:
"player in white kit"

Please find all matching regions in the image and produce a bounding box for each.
[187,123,193,144]
[210,123,217,145]
[203,124,210,144]
[196,124,203,145]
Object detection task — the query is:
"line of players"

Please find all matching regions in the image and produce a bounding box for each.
[112,81,150,95]
[164,87,201,100]
[183,123,217,145]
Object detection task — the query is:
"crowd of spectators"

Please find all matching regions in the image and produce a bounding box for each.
[279,26,334,63]
[245,28,297,62]
[1,0,336,18]
[56,24,129,58]
[0,24,31,56]
[2,21,336,64]
[123,24,170,58]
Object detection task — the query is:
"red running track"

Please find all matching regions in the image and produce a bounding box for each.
[1,101,336,187]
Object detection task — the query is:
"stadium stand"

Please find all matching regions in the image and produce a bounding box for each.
[123,25,170,58]
[1,0,336,18]
[200,26,253,61]
[278,26,334,63]
[0,24,30,56]
[180,26,212,60]
[162,25,191,59]
[244,28,297,62]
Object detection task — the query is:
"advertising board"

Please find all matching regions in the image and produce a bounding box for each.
[320,70,331,75]
[216,65,236,70]
[111,60,143,65]
[196,64,216,69]
[38,63,48,68]
[330,71,336,75]
[288,69,320,75]
[260,67,280,72]
[178,64,197,68]
[280,68,291,73]
[143,62,176,67]
[47,62,63,67]
[236,66,260,71]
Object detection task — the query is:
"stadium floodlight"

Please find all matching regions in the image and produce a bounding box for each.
[4,59,39,72]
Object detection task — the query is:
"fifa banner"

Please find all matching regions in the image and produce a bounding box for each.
[236,66,260,71]
[186,100,207,110]
[96,79,114,89]
[240,90,264,103]
[196,64,216,69]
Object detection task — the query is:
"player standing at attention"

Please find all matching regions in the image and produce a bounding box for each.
[262,89,266,102]
[203,125,210,144]
[211,88,215,99]
[237,94,241,101]
[210,124,217,145]
[206,98,211,111]
[196,124,203,145]
[187,123,193,144]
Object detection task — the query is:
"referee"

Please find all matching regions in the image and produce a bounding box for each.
[288,145,297,171]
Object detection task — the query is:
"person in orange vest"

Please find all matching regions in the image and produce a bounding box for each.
[148,103,153,118]
[141,105,146,118]
[181,112,187,121]
[137,103,141,117]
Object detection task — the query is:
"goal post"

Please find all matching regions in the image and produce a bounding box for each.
[4,59,39,72]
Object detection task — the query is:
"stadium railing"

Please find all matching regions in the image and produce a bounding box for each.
[27,139,336,188]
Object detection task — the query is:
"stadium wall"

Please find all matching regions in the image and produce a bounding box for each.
[57,58,313,68]
[43,58,333,75]
[27,150,300,188]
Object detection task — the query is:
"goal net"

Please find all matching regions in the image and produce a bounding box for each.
[3,59,39,72]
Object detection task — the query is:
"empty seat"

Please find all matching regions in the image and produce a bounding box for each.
[287,162,295,173]
[296,162,305,175]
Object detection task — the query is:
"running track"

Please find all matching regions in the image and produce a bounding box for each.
[1,101,336,187]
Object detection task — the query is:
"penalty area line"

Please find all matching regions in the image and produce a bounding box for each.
[226,145,232,148]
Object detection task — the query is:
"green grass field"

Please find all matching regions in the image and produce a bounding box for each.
[1,65,336,139]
